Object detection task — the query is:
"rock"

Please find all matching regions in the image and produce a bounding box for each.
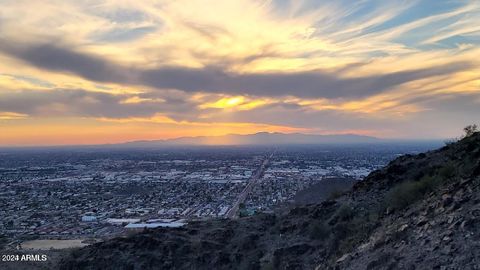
[441,245,454,255]
[420,239,430,246]
[447,216,454,224]
[336,253,350,264]
[415,231,424,240]
[470,209,480,217]
[460,218,475,230]
[416,216,428,227]
[448,201,461,211]
[442,195,454,207]
[398,224,409,232]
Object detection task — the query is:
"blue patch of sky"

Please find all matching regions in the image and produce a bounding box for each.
[91,26,157,43]
[463,33,480,43]
[94,84,113,91]
[4,74,55,88]
[342,0,384,17]
[393,16,462,47]
[370,0,465,33]
[271,0,351,19]
[436,36,479,49]
[96,9,148,23]
[350,1,473,49]
[271,0,292,16]
[270,0,479,52]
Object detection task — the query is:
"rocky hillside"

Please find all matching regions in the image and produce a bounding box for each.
[60,133,480,270]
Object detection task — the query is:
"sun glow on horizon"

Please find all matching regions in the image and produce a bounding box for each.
[1,0,479,145]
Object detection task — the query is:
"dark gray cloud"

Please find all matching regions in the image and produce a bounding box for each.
[140,63,471,99]
[0,88,196,119]
[0,41,131,84]
[0,40,473,99]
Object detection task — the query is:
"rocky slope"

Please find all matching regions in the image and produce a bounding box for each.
[60,133,480,270]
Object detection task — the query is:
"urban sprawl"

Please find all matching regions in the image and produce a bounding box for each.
[0,145,432,248]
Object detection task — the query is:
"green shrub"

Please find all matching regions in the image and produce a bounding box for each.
[444,139,457,146]
[0,234,7,250]
[336,204,354,221]
[459,156,477,176]
[385,175,441,210]
[260,260,275,270]
[463,124,478,138]
[438,163,456,179]
[309,220,330,240]
[327,189,345,200]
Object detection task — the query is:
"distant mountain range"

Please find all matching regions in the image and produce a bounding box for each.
[120,132,380,146]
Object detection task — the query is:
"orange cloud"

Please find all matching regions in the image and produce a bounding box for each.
[198,96,271,111]
[0,112,28,120]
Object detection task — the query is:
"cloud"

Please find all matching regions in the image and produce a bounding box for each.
[0,41,473,99]
[0,42,131,84]
[1,0,480,142]
[0,88,194,119]
[0,112,28,120]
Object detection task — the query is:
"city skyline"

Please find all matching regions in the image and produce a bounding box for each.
[1,0,480,145]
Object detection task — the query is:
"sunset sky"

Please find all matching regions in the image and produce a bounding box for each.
[1,0,479,146]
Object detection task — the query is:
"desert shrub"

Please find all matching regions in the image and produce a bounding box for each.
[444,124,478,146]
[331,221,350,241]
[460,156,478,176]
[328,212,377,255]
[438,163,456,179]
[336,204,355,221]
[367,210,380,223]
[309,220,330,240]
[327,189,345,200]
[385,175,441,210]
[261,260,275,270]
[444,138,458,146]
[0,234,7,250]
[463,124,478,138]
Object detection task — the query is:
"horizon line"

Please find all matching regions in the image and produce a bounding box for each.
[0,131,448,148]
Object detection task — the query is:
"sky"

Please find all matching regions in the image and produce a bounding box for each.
[0,0,479,146]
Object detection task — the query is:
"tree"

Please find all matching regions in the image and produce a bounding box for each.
[463,124,478,138]
[444,124,479,146]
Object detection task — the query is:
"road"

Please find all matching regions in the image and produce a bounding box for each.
[226,152,273,219]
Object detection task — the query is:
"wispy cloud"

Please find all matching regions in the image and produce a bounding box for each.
[1,41,473,100]
[0,112,28,120]
[0,0,479,143]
